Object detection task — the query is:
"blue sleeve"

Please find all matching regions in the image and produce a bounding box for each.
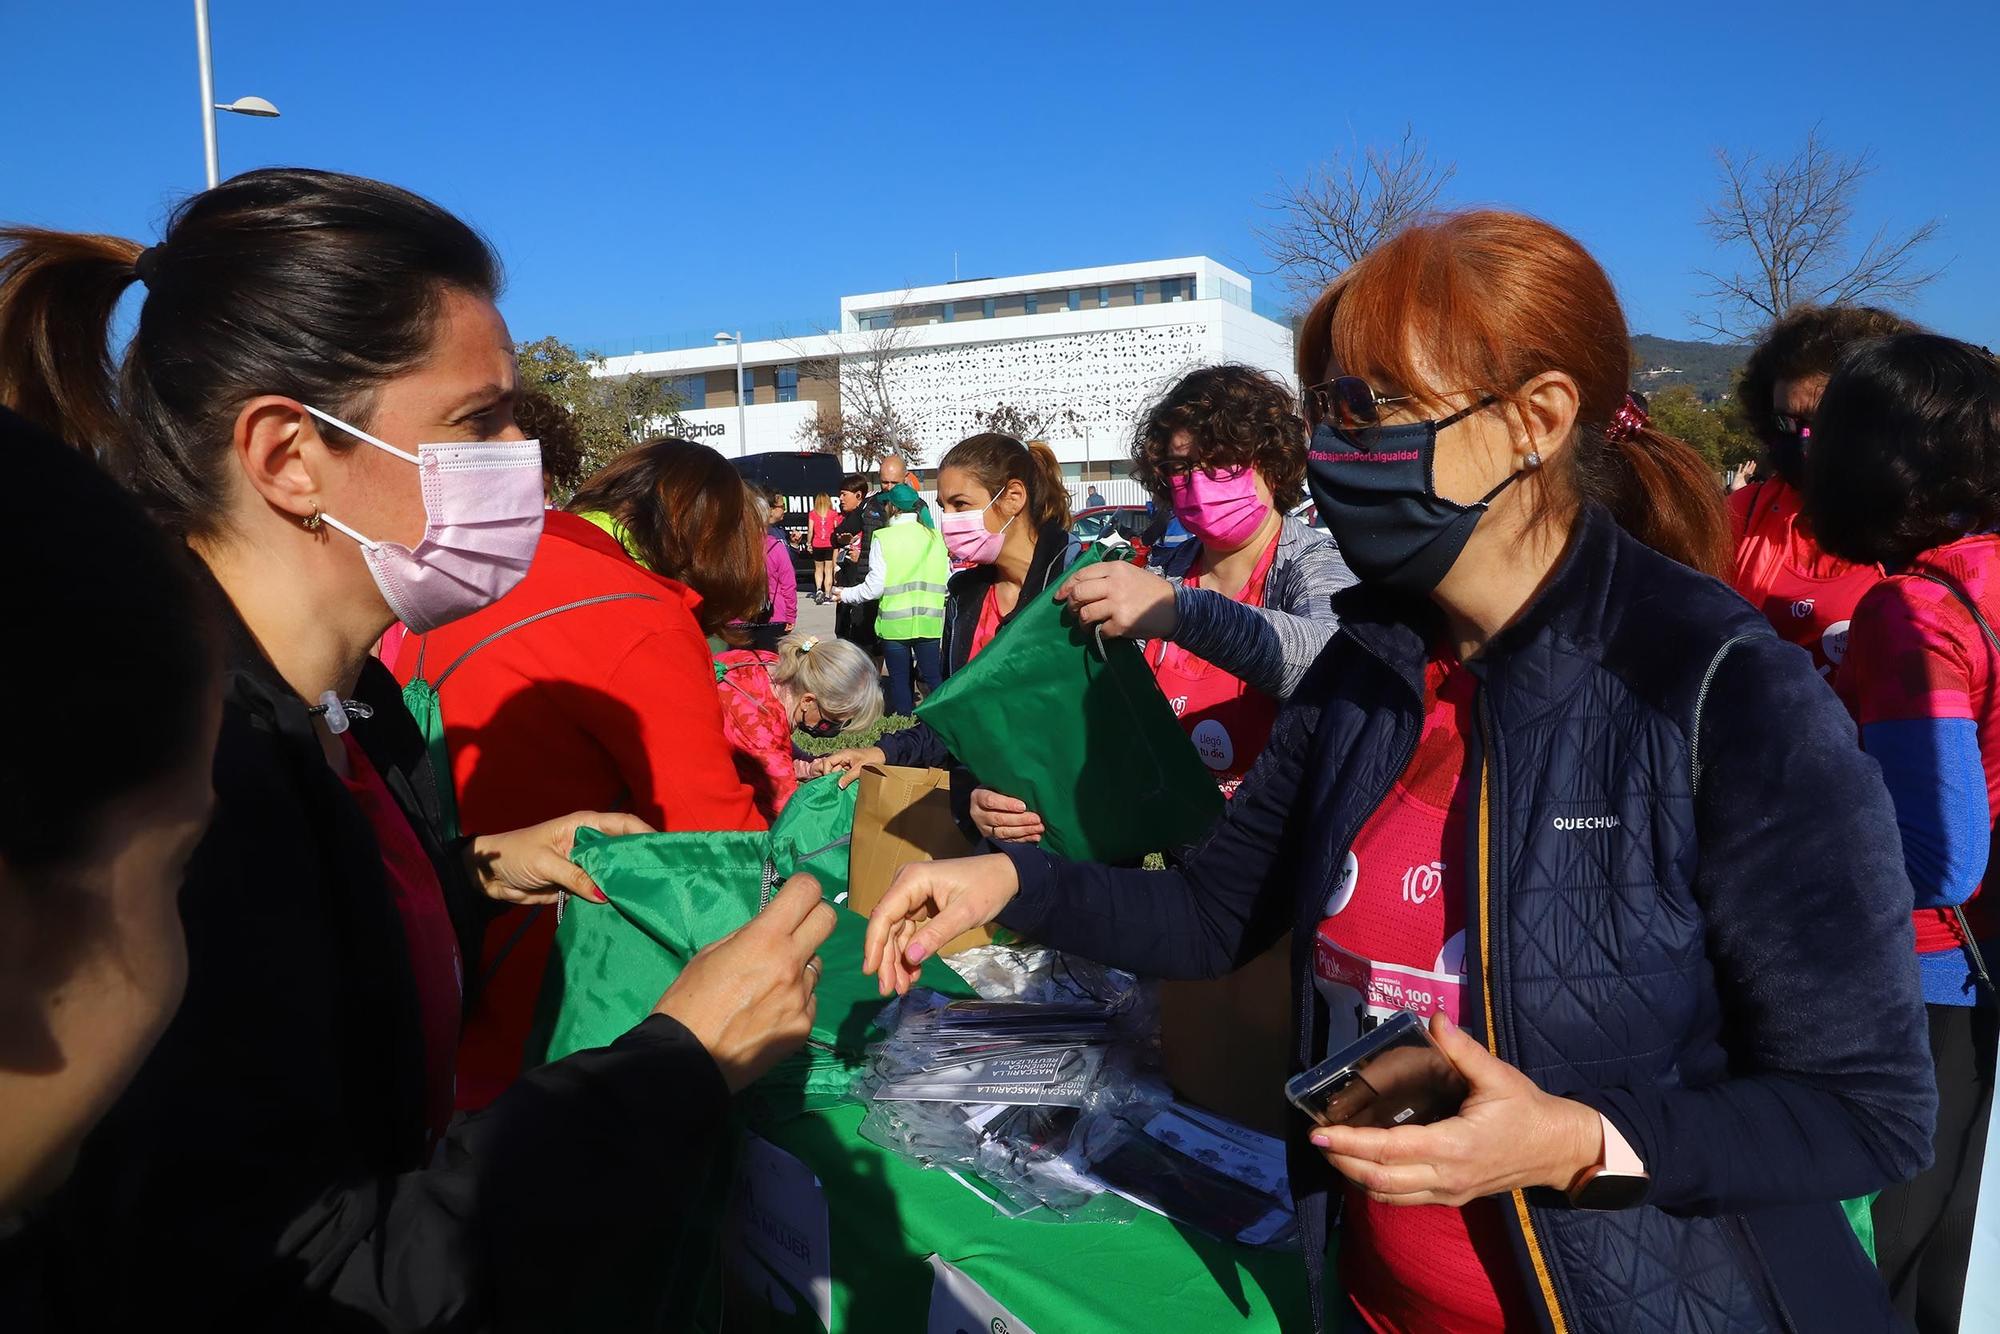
[1861,717,1990,907]
[992,649,1325,979]
[877,720,951,770]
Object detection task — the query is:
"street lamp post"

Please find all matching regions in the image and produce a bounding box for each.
[714,331,746,456]
[194,0,281,189]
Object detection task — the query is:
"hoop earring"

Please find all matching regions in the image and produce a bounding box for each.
[302,504,324,532]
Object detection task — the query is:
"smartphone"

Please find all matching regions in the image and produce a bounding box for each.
[1286,1010,1468,1129]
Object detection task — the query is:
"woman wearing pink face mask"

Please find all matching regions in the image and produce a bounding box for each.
[969,364,1353,841]
[813,433,1077,785]
[0,172,834,1330]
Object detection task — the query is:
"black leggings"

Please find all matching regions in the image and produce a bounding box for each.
[1873,999,1997,1333]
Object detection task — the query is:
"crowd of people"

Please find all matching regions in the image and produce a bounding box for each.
[0,165,1994,1334]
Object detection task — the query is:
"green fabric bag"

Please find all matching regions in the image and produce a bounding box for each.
[525,775,861,1074]
[1843,1192,1878,1262]
[913,543,1224,862]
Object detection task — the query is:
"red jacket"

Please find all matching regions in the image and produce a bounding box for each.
[391,510,763,1109]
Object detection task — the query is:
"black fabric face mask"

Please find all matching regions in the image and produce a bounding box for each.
[1304,404,1519,595]
[798,710,845,740]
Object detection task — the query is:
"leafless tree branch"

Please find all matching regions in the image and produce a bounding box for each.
[787,302,925,468]
[1256,126,1456,305]
[1692,126,1943,340]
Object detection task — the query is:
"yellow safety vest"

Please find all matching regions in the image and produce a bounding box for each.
[875,519,948,641]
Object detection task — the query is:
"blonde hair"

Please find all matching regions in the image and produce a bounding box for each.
[771,632,883,732]
[813,492,833,513]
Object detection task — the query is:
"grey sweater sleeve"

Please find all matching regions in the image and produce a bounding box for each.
[1162,517,1354,700]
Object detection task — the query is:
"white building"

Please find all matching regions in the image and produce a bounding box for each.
[597,257,1295,498]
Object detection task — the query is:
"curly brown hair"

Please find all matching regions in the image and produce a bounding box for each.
[1737,305,1923,483]
[1131,364,1307,511]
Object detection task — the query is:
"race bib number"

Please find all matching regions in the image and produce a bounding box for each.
[1312,934,1466,1053]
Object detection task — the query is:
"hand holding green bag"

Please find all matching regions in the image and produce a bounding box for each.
[525,774,970,1122]
[914,543,1223,862]
[526,772,858,1071]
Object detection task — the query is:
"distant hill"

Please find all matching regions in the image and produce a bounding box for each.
[1630,334,1747,402]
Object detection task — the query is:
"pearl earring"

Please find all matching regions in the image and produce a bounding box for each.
[1523,451,1543,471]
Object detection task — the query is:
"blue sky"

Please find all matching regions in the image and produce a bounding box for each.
[6,1,1995,354]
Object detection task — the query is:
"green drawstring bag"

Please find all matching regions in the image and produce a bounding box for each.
[525,773,898,1117]
[913,543,1224,862]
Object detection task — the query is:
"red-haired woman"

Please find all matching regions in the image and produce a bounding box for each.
[395,437,767,1111]
[861,211,1934,1332]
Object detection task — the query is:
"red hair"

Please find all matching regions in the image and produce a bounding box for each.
[1296,210,1729,577]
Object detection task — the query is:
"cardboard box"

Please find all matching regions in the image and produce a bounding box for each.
[1158,939,1294,1137]
[845,764,997,957]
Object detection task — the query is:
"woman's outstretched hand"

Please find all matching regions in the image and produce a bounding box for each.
[810,746,886,789]
[861,853,1021,995]
[465,811,655,906]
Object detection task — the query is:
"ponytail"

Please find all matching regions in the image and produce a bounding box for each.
[939,431,1071,534]
[1023,440,1071,530]
[1,169,498,537]
[1567,410,1731,579]
[0,229,143,459]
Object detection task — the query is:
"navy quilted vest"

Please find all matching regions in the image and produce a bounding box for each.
[1284,506,1915,1334]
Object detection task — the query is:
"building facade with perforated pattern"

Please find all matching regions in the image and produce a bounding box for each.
[598,258,1295,499]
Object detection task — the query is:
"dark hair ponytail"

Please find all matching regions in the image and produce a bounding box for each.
[0,168,499,537]
[940,432,1072,532]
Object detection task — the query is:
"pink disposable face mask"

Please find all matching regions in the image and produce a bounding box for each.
[940,493,1014,564]
[303,404,545,635]
[1169,465,1268,548]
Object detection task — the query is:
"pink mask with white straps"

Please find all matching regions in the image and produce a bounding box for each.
[1169,465,1269,548]
[303,404,545,634]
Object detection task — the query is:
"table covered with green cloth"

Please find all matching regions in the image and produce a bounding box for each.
[718,1099,1316,1334]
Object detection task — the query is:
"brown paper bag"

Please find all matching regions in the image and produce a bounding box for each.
[1159,938,1294,1136]
[846,763,995,956]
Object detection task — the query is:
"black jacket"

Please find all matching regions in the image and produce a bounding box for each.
[28,569,731,1332]
[830,492,889,587]
[997,505,1935,1332]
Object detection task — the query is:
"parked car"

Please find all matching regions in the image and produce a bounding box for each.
[1070,504,1154,567]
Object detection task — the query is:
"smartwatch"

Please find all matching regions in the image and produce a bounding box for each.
[1566,1113,1649,1210]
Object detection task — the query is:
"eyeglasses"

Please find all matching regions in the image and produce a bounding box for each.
[1305,375,1488,431]
[1153,455,1243,481]
[1774,413,1813,440]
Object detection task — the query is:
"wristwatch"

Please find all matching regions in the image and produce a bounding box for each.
[1566,1113,1650,1210]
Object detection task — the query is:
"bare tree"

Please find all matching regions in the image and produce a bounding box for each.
[1257,127,1456,305]
[968,400,1086,444]
[791,305,924,469]
[1693,127,1943,340]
